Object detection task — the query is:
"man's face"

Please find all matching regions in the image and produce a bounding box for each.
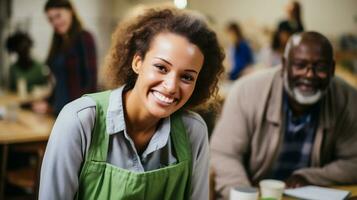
[283,40,335,105]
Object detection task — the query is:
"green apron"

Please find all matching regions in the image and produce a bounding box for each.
[76,91,192,200]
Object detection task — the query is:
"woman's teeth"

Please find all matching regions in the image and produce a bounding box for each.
[152,91,175,104]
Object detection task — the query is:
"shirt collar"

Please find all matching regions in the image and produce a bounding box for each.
[142,117,171,158]
[105,86,172,154]
[106,86,126,134]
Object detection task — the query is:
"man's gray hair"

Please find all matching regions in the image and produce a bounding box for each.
[283,31,334,60]
[283,34,302,59]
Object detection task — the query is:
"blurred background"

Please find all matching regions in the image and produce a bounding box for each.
[1,0,357,88]
[0,0,356,199]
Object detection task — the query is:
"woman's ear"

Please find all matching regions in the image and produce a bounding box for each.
[132,54,143,74]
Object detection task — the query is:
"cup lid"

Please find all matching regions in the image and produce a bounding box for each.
[232,186,258,193]
[259,179,286,189]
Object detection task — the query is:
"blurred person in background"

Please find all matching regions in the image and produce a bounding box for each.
[6,31,49,93]
[5,32,50,196]
[225,22,254,80]
[34,0,97,115]
[39,7,224,200]
[211,32,357,200]
[258,1,302,69]
[271,28,292,65]
[278,1,304,34]
[259,28,292,67]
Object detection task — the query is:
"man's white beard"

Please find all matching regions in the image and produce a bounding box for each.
[283,72,323,105]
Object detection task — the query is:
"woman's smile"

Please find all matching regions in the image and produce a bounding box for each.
[151,90,177,105]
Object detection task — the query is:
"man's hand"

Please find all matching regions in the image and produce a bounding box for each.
[285,174,310,188]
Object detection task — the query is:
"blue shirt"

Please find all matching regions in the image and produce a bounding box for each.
[229,40,254,80]
[270,93,319,180]
[49,52,70,115]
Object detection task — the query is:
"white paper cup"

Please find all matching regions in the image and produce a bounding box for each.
[259,179,286,200]
[230,186,258,200]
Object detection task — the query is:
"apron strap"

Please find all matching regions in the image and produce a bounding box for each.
[84,90,111,162]
[170,111,192,198]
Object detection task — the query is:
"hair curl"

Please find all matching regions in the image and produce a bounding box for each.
[104,8,224,108]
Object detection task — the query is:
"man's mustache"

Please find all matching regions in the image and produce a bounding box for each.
[294,78,319,87]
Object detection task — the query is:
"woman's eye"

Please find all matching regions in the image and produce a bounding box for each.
[181,74,194,82]
[154,64,167,73]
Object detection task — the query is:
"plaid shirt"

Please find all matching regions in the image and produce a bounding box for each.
[49,30,97,114]
[269,93,319,180]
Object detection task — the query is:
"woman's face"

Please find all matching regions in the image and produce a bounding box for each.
[131,32,204,119]
[46,8,73,35]
[279,31,291,48]
[226,29,237,44]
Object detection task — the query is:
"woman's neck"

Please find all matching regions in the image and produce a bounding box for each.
[123,88,161,154]
[123,89,160,134]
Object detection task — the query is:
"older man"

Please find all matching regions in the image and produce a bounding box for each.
[211,31,357,199]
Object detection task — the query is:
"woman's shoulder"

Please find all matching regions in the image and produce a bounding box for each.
[181,110,206,128]
[60,96,97,121]
[239,40,252,50]
[56,97,97,140]
[180,111,209,163]
[31,60,47,70]
[31,59,44,65]
[180,111,208,142]
[78,30,95,41]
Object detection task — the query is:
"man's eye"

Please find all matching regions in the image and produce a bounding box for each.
[315,64,328,73]
[294,62,306,69]
[154,64,167,73]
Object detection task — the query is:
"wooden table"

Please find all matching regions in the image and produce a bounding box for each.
[0,92,23,105]
[0,93,54,199]
[334,185,357,196]
[283,185,357,199]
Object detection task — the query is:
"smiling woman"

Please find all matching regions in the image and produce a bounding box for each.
[39,7,224,200]
[127,32,204,120]
[104,8,224,108]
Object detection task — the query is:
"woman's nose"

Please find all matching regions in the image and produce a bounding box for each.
[163,75,178,94]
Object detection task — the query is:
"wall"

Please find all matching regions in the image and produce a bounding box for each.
[106,0,357,50]
[7,0,357,80]
[188,0,357,46]
[10,0,357,59]
[0,0,11,87]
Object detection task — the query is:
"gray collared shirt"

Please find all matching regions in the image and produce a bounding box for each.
[39,86,209,200]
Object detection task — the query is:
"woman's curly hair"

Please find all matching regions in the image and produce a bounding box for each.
[104,7,224,108]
